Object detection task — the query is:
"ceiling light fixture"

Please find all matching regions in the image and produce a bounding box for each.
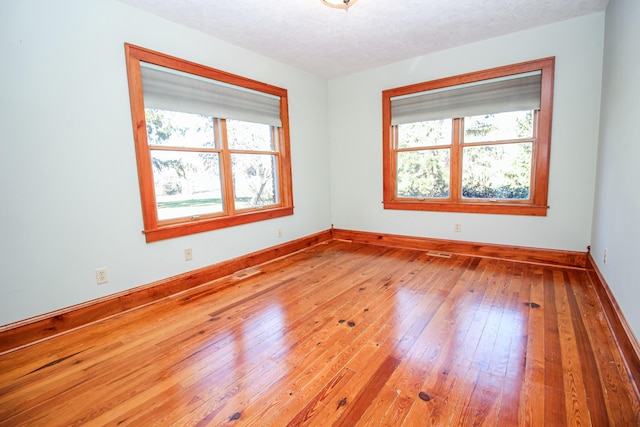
[321,0,359,11]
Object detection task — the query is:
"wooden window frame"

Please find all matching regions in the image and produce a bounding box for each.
[382,57,555,216]
[125,44,293,242]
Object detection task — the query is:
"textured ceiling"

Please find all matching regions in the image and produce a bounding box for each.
[118,0,609,78]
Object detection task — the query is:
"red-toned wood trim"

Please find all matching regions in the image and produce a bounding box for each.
[382,57,555,217]
[277,96,294,209]
[124,43,294,242]
[0,230,333,354]
[0,227,602,356]
[144,207,295,242]
[218,118,235,216]
[586,253,640,397]
[124,44,158,230]
[383,200,549,216]
[383,57,555,99]
[450,118,462,201]
[532,58,554,209]
[381,94,395,203]
[125,44,287,98]
[331,228,587,268]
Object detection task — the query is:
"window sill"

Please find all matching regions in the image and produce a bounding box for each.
[383,200,548,216]
[143,206,294,242]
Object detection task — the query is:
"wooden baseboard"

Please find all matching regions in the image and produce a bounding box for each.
[331,228,587,268]
[0,229,333,354]
[586,254,640,396]
[0,228,611,356]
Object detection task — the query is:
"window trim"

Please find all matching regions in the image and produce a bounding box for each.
[125,44,293,242]
[382,57,555,216]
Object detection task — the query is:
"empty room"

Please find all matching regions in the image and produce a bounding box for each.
[1,0,639,425]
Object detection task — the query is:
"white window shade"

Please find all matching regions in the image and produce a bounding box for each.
[140,63,282,127]
[391,72,542,125]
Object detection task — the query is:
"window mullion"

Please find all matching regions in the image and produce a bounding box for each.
[149,145,220,153]
[450,118,462,202]
[461,138,535,148]
[267,126,280,206]
[529,110,540,202]
[218,119,236,215]
[389,125,399,201]
[271,126,284,207]
[228,149,277,155]
[382,56,553,216]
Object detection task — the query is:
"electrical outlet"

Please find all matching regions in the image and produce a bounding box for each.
[184,248,193,261]
[603,248,608,264]
[96,268,108,285]
[277,227,283,237]
[454,223,462,232]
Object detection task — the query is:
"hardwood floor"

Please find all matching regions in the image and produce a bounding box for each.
[0,240,638,425]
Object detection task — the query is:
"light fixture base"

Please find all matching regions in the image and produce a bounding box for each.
[321,0,359,10]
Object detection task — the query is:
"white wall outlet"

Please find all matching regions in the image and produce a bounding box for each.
[454,223,462,232]
[184,248,193,261]
[277,227,283,237]
[96,268,108,285]
[603,248,608,264]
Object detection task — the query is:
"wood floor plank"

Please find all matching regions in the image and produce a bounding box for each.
[260,254,447,426]
[563,270,612,426]
[566,269,640,424]
[188,260,416,424]
[0,240,638,426]
[173,246,428,425]
[404,257,498,425]
[542,268,568,425]
[364,257,476,426]
[430,259,511,426]
[297,337,400,426]
[519,264,547,426]
[495,262,528,425]
[305,260,456,426]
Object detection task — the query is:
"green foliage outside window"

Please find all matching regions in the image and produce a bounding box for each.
[396,111,534,201]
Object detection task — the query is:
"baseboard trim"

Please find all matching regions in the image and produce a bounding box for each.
[1,229,624,359]
[586,254,640,396]
[332,228,587,268]
[0,229,332,354]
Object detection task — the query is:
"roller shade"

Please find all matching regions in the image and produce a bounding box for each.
[140,62,282,127]
[391,72,541,125]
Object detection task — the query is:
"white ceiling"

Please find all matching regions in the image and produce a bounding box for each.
[118,0,609,78]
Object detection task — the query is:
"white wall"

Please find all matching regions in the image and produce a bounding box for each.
[591,0,640,340]
[328,13,605,252]
[1,2,627,333]
[0,0,332,326]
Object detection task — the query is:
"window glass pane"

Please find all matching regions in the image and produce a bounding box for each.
[145,109,215,148]
[227,119,274,151]
[462,142,532,199]
[152,151,223,220]
[397,119,452,148]
[464,110,534,143]
[396,149,450,198]
[231,154,279,209]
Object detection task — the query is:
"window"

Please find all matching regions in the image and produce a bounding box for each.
[125,44,293,242]
[382,57,554,216]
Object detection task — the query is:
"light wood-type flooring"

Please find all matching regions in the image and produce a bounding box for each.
[1,240,639,425]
